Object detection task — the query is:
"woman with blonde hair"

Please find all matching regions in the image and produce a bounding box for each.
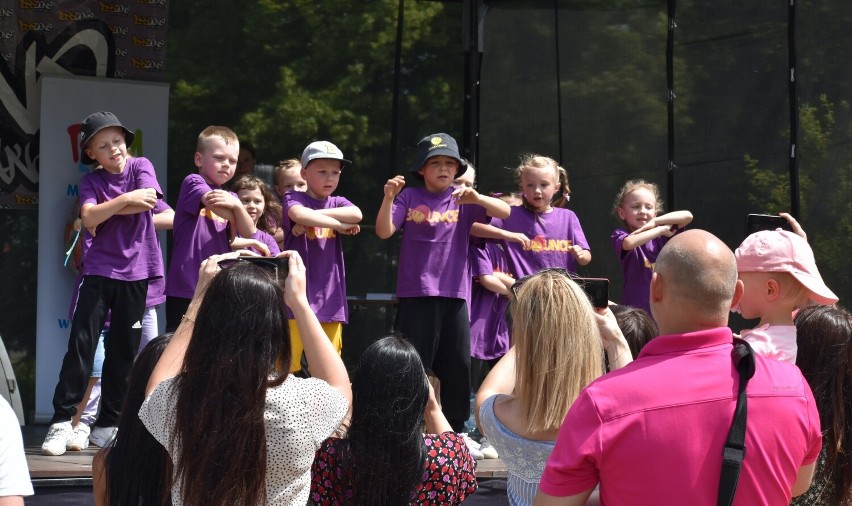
[474,268,631,505]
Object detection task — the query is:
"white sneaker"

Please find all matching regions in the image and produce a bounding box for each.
[89,426,118,447]
[462,433,484,460]
[66,424,91,451]
[479,436,498,459]
[42,421,73,456]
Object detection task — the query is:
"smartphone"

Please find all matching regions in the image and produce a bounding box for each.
[575,277,610,309]
[221,256,288,282]
[745,214,792,237]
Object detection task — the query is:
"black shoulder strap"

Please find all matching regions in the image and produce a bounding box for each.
[718,338,756,506]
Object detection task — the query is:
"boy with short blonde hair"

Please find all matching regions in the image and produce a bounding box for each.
[274,158,306,198]
[164,126,256,331]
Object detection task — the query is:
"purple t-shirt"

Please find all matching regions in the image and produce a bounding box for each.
[247,229,281,257]
[165,173,234,299]
[610,228,670,314]
[77,157,163,281]
[391,187,488,300]
[282,192,353,323]
[491,206,589,278]
[469,241,511,361]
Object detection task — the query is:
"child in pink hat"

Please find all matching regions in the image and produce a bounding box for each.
[734,229,838,363]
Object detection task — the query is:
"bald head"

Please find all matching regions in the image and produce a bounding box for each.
[652,230,739,329]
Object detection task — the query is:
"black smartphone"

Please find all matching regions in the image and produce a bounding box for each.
[745,214,792,237]
[575,277,610,309]
[220,256,288,282]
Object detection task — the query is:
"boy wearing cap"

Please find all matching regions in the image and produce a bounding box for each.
[282,141,362,373]
[376,133,510,432]
[164,126,256,331]
[43,111,163,456]
[734,229,839,363]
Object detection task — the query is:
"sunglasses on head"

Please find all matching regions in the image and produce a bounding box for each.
[218,257,286,281]
[510,267,575,298]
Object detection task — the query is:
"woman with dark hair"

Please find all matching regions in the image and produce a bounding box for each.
[609,304,658,360]
[309,335,478,505]
[93,333,173,506]
[141,251,351,505]
[792,304,852,505]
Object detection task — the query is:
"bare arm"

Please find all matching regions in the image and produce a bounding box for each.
[289,205,358,233]
[313,206,363,223]
[474,347,516,433]
[596,308,633,370]
[424,383,453,434]
[202,190,256,237]
[471,222,531,249]
[376,175,405,239]
[285,251,352,403]
[0,497,24,506]
[625,210,693,250]
[153,208,174,230]
[791,462,816,497]
[478,273,512,297]
[533,488,595,506]
[229,237,270,256]
[80,188,157,229]
[92,449,108,506]
[454,188,511,218]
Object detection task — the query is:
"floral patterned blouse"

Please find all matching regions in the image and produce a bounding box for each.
[309,432,478,505]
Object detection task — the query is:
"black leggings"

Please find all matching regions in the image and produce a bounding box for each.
[395,297,471,432]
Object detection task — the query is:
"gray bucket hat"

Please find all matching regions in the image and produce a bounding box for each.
[408,133,466,180]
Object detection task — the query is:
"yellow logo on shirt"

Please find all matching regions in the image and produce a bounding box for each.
[306,227,336,240]
[644,258,655,270]
[200,207,228,224]
[523,235,574,253]
[405,205,459,224]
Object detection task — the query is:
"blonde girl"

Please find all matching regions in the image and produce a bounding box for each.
[611,179,692,313]
[229,175,283,257]
[474,269,631,505]
[472,154,591,278]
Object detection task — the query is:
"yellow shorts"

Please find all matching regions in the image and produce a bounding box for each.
[287,320,343,373]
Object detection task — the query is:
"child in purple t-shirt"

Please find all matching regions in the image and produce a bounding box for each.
[376,133,510,432]
[472,154,591,278]
[283,141,361,374]
[230,174,282,257]
[164,126,256,331]
[610,179,692,314]
[43,112,164,456]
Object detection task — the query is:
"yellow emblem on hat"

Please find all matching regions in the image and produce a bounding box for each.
[325,143,338,154]
[431,137,443,146]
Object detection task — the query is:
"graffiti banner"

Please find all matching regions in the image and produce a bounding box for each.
[0,1,169,209]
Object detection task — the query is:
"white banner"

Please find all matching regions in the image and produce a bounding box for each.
[35,75,169,422]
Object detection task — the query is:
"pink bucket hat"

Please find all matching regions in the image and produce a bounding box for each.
[735,230,838,305]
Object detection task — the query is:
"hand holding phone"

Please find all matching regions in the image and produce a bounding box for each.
[575,277,610,309]
[745,214,793,237]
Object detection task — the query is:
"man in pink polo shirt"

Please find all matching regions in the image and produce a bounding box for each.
[535,230,821,505]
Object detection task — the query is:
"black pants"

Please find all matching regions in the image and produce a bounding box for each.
[395,297,471,432]
[51,276,147,427]
[164,296,191,333]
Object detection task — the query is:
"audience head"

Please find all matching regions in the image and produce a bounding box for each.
[513,154,570,210]
[174,261,290,505]
[651,229,739,333]
[273,158,306,197]
[509,268,605,433]
[795,304,852,504]
[236,141,257,178]
[346,335,429,505]
[195,126,239,187]
[610,304,658,359]
[735,230,838,320]
[104,333,174,506]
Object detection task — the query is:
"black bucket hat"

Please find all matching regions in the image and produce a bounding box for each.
[408,133,466,180]
[79,112,134,165]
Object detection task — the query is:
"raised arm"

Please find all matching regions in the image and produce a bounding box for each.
[596,307,633,370]
[474,347,516,433]
[146,251,240,396]
[80,188,158,229]
[202,189,256,237]
[471,223,531,249]
[424,382,453,434]
[624,210,693,250]
[284,251,352,403]
[453,188,511,218]
[376,175,405,239]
